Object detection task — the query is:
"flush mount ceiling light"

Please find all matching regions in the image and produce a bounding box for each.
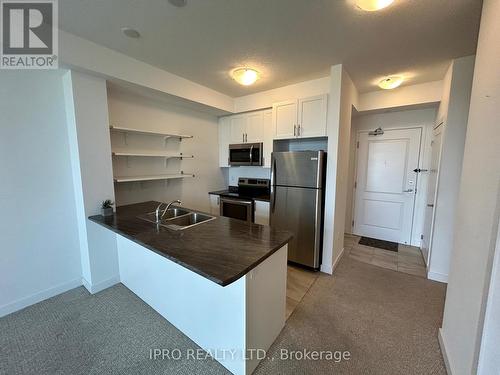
[231,68,260,86]
[356,0,394,11]
[121,27,141,38]
[168,0,187,7]
[378,76,403,90]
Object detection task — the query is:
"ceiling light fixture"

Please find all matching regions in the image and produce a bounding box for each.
[121,27,141,39]
[231,68,260,86]
[168,0,187,7]
[378,76,403,89]
[356,0,394,11]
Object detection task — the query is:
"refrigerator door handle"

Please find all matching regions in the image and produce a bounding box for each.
[271,157,277,213]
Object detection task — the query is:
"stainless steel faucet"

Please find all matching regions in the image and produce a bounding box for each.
[155,200,182,222]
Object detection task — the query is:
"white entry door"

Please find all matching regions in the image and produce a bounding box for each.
[421,124,444,265]
[354,128,422,244]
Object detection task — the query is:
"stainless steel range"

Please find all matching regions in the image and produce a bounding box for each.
[218,178,270,223]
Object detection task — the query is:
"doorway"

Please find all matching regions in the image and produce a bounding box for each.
[353,128,422,245]
[421,123,444,265]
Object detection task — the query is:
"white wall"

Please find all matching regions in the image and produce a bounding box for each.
[321,65,359,274]
[428,55,475,283]
[347,108,437,247]
[0,71,82,316]
[358,80,442,112]
[63,71,120,293]
[108,86,226,212]
[440,0,500,373]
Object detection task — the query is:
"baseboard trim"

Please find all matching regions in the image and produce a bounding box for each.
[0,278,82,318]
[428,271,449,283]
[332,247,345,272]
[82,275,120,294]
[438,328,453,375]
[321,247,346,275]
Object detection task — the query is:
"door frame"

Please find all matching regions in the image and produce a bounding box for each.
[424,121,446,269]
[350,125,431,247]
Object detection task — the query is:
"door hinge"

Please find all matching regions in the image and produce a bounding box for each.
[354,181,357,189]
[420,234,424,240]
[356,141,359,148]
[352,220,354,227]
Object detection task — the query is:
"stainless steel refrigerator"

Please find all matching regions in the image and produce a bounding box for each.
[270,151,326,269]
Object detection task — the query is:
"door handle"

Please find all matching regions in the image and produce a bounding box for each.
[427,204,434,207]
[403,189,414,193]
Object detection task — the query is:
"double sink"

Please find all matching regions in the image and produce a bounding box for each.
[138,206,216,230]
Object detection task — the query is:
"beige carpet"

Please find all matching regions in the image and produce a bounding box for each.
[255,256,447,374]
[0,256,447,374]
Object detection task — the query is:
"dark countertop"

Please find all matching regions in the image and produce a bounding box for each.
[89,201,292,287]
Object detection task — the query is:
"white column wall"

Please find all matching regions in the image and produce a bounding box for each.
[428,55,475,282]
[440,0,500,373]
[63,70,120,293]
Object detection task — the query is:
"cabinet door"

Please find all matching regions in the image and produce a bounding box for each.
[262,110,273,168]
[218,117,230,167]
[254,200,270,226]
[230,115,247,144]
[246,111,264,143]
[298,94,327,138]
[273,100,297,139]
[209,194,220,216]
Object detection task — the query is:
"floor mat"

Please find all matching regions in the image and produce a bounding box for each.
[359,236,398,252]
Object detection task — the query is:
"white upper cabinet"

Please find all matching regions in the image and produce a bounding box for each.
[246,111,265,143]
[218,117,230,167]
[273,100,298,139]
[218,109,272,168]
[272,95,328,139]
[230,115,247,144]
[298,94,328,138]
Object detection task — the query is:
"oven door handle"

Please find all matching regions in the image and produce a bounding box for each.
[220,198,253,206]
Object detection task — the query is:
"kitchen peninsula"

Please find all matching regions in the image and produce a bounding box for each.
[89,201,292,375]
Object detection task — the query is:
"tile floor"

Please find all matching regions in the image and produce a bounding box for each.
[344,233,427,278]
[285,264,318,319]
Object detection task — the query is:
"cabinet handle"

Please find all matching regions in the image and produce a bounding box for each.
[298,125,301,137]
[242,133,244,143]
[294,125,297,136]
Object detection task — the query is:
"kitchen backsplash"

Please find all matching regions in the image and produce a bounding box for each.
[228,167,271,186]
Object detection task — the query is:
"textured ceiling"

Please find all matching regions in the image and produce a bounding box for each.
[59,0,482,96]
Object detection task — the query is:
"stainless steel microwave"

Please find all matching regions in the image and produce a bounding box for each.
[228,143,263,166]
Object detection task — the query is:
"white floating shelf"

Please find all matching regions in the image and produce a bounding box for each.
[113,173,195,183]
[112,150,194,159]
[109,125,193,139]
